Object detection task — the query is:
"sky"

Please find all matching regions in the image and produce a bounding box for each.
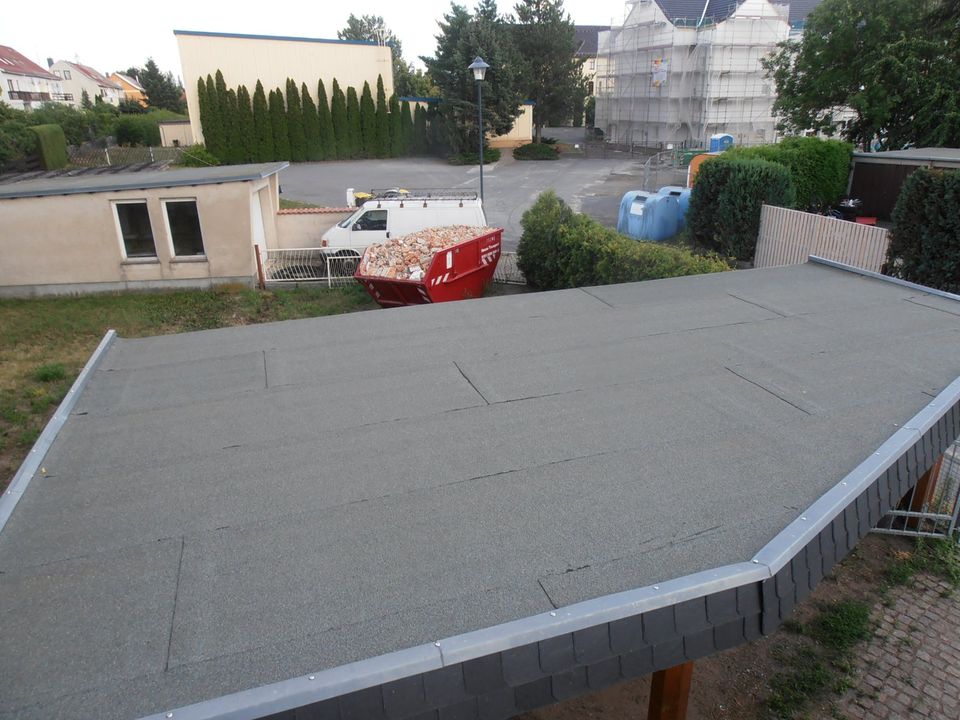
[5,0,629,82]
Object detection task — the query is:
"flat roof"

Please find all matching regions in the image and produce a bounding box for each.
[853,147,960,164]
[2,262,959,719]
[0,162,288,199]
[173,29,383,47]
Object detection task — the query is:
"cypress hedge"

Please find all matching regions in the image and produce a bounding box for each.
[389,94,403,157]
[301,83,321,161]
[375,75,389,158]
[285,79,307,162]
[887,168,960,293]
[687,157,796,262]
[400,101,414,157]
[269,89,290,161]
[517,191,730,290]
[27,124,68,170]
[359,81,377,158]
[253,81,274,163]
[223,89,242,164]
[236,86,256,163]
[202,74,224,159]
[346,86,362,159]
[413,104,428,155]
[317,79,335,160]
[330,80,348,160]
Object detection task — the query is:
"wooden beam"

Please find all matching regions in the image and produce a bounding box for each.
[648,661,694,720]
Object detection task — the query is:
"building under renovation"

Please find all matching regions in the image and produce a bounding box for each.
[595,0,819,147]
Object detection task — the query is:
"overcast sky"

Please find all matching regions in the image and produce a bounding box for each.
[5,0,628,82]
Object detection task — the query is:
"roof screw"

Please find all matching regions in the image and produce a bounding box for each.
[434,641,441,647]
[550,611,557,617]
[653,585,659,590]
[801,516,807,521]
[166,714,174,719]
[308,675,315,681]
[752,559,759,564]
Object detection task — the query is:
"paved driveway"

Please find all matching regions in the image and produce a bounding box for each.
[279,151,643,250]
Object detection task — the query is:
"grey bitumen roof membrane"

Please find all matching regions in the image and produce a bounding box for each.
[2,262,960,719]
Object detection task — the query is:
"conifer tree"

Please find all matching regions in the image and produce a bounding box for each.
[359,81,377,158]
[388,94,403,156]
[375,75,390,158]
[316,79,335,160]
[253,80,274,162]
[269,88,290,160]
[301,83,322,161]
[330,80,348,159]
[345,86,362,159]
[413,104,428,155]
[400,100,414,157]
[202,74,225,159]
[214,71,229,147]
[196,77,212,154]
[224,88,242,164]
[285,79,307,162]
[236,85,256,163]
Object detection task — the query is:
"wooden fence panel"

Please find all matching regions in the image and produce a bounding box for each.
[755,205,890,272]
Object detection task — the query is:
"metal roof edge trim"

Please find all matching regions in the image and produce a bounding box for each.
[140,644,442,720]
[0,163,289,200]
[808,256,960,304]
[0,329,116,534]
[753,373,960,575]
[141,561,766,720]
[172,29,380,46]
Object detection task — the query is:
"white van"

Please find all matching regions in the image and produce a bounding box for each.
[320,189,487,267]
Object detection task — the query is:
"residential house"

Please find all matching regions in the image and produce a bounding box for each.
[109,72,148,106]
[0,45,69,110]
[574,25,607,97]
[174,29,393,146]
[50,60,123,107]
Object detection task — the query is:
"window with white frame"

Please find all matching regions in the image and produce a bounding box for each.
[63,70,71,80]
[114,201,157,258]
[163,200,205,256]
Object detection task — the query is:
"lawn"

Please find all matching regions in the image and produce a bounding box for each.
[0,285,377,489]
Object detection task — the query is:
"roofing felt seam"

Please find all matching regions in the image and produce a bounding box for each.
[2,262,959,720]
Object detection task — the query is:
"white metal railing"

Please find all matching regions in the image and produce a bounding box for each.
[260,247,361,287]
[755,204,890,272]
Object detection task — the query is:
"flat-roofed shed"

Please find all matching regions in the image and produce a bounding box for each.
[1,260,959,720]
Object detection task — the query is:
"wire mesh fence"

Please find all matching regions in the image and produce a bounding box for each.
[67,146,185,168]
[494,252,526,284]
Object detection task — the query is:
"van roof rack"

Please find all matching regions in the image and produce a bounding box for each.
[363,188,479,201]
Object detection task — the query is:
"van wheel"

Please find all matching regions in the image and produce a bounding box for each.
[330,249,361,276]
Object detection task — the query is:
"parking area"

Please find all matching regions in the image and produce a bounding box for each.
[278,137,645,250]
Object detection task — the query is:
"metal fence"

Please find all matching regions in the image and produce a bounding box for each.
[260,248,527,288]
[67,145,186,168]
[874,438,960,542]
[755,204,890,272]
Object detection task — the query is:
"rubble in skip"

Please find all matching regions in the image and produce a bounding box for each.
[358,226,496,280]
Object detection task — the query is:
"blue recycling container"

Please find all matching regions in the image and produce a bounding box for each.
[709,133,734,152]
[618,191,680,242]
[658,186,692,231]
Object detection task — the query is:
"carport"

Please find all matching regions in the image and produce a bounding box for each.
[1,259,959,720]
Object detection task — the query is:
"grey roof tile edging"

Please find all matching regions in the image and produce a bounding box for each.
[0,329,116,533]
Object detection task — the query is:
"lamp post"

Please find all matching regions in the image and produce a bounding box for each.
[468,56,490,204]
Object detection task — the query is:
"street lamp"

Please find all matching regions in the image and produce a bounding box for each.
[468,56,490,203]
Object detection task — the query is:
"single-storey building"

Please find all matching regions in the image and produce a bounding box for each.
[158,119,195,147]
[175,29,394,147]
[0,163,290,296]
[849,147,960,220]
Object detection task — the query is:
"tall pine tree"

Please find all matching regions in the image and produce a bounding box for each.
[400,100,415,157]
[375,75,390,158]
[285,79,307,162]
[388,94,403,157]
[413,104,429,155]
[269,88,290,161]
[346,86,362,159]
[236,85,256,163]
[202,74,225,159]
[359,81,377,158]
[252,81,274,162]
[301,83,322,161]
[196,77,212,155]
[330,80,348,159]
[316,79,335,160]
[224,88,242,164]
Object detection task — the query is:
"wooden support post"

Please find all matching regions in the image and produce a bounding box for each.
[648,661,694,720]
[254,245,266,290]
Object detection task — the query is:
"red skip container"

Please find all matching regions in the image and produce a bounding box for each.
[355,228,503,308]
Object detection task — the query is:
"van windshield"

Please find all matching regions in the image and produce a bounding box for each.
[337,209,364,229]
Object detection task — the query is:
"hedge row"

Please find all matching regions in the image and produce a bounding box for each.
[887,168,960,293]
[687,158,796,262]
[724,137,852,210]
[517,191,730,290]
[513,142,558,161]
[26,124,68,170]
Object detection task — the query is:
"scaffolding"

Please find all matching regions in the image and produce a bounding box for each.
[596,0,790,148]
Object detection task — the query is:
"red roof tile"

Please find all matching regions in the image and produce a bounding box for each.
[277,207,353,215]
[64,61,121,89]
[0,45,59,81]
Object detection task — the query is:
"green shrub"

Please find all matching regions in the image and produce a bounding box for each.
[513,142,559,161]
[0,118,39,170]
[724,137,852,209]
[448,148,501,165]
[887,168,960,293]
[114,115,161,147]
[31,363,67,383]
[688,157,796,262]
[175,144,220,167]
[517,191,730,290]
[27,124,68,169]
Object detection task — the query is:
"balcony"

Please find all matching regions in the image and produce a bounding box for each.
[50,92,75,102]
[7,91,52,102]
